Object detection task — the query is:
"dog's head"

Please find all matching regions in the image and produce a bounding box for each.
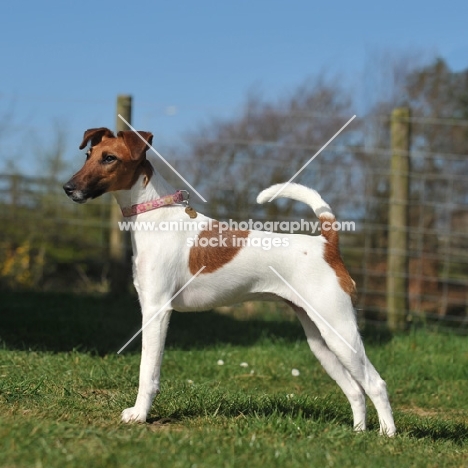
[63,127,153,203]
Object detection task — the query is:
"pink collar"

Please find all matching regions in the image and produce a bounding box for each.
[121,190,187,217]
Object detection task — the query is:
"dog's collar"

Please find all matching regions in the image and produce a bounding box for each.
[121,190,188,217]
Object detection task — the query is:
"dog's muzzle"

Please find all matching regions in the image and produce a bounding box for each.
[63,181,87,203]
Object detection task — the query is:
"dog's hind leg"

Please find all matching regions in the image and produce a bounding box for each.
[300,298,396,436]
[292,304,367,432]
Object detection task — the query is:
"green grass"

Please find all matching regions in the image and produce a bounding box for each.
[0,292,467,467]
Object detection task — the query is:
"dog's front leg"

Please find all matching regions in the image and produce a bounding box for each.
[121,304,172,423]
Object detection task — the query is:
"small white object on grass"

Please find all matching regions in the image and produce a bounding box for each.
[240,362,249,368]
[291,369,300,377]
[217,360,224,366]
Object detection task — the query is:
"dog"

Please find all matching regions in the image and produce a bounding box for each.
[63,127,396,435]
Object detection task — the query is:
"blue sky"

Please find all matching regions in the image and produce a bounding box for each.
[1,0,468,173]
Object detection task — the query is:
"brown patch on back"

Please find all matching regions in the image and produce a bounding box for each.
[320,215,356,301]
[189,222,250,274]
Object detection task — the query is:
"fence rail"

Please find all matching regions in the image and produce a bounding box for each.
[0,110,467,331]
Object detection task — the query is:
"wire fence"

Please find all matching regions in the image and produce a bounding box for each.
[0,115,467,331]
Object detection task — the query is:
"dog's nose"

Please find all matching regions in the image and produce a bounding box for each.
[63,181,75,196]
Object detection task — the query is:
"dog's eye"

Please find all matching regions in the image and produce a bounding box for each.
[103,155,117,164]
[86,151,91,161]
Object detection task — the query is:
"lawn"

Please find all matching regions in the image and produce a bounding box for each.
[0,292,467,467]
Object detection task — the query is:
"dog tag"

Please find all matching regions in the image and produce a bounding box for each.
[185,205,197,219]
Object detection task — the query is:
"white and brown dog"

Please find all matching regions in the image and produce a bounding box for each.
[64,127,396,435]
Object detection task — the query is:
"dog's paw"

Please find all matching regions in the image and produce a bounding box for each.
[379,426,397,437]
[121,407,147,423]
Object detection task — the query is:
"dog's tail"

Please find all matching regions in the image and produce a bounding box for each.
[257,182,356,298]
[256,183,334,220]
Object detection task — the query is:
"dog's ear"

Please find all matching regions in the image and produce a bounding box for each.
[118,131,153,161]
[79,128,115,150]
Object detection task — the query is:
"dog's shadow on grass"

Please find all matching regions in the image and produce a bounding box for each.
[146,396,467,445]
[407,423,468,444]
[147,395,356,432]
[147,412,468,444]
[398,414,468,444]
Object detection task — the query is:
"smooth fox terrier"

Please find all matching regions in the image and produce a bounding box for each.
[63,127,396,436]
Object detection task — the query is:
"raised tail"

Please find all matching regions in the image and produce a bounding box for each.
[257,182,356,298]
[256,183,334,220]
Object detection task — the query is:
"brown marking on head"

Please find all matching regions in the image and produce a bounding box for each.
[189,222,250,274]
[320,215,356,301]
[79,127,115,150]
[63,127,154,203]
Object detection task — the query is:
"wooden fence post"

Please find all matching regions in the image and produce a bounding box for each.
[387,107,410,331]
[109,95,132,294]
